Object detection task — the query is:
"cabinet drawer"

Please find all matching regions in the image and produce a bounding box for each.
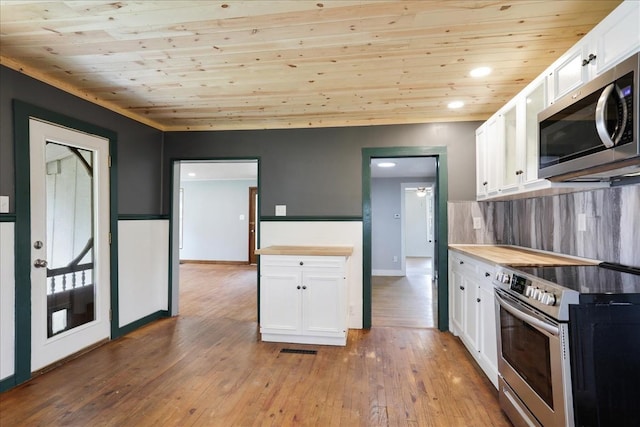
[260,255,345,270]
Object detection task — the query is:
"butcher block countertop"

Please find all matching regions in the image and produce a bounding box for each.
[449,244,599,266]
[255,245,353,257]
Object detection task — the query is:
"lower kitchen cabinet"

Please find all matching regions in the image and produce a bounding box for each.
[449,250,498,388]
[259,254,348,346]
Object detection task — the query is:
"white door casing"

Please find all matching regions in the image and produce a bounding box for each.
[29,119,110,371]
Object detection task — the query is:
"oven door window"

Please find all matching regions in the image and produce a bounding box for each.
[500,306,554,408]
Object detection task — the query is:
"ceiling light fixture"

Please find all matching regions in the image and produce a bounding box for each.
[448,101,464,109]
[377,162,396,168]
[470,66,492,77]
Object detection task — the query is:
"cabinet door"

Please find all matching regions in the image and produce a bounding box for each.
[551,45,589,102]
[462,279,479,353]
[485,115,503,194]
[502,103,518,189]
[475,125,488,199]
[478,283,498,387]
[523,81,546,183]
[260,271,302,334]
[302,271,346,337]
[450,267,465,335]
[593,0,640,76]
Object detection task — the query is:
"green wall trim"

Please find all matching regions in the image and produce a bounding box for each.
[0,214,16,222]
[114,310,169,338]
[0,375,15,392]
[118,214,169,221]
[260,216,363,222]
[12,100,119,386]
[361,146,449,331]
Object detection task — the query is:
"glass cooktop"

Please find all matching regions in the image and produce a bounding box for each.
[513,263,640,295]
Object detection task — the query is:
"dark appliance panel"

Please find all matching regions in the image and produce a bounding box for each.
[569,303,640,427]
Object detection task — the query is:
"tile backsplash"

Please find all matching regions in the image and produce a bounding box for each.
[448,185,640,267]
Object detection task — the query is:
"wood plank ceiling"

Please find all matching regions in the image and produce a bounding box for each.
[0,1,622,131]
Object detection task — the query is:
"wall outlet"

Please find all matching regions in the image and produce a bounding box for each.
[239,214,245,220]
[472,217,482,229]
[275,205,286,216]
[0,196,8,213]
[577,213,587,232]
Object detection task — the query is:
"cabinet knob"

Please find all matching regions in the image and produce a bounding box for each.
[582,53,597,66]
[483,181,488,186]
[297,286,301,290]
[459,260,464,265]
[485,272,491,277]
[299,261,304,266]
[302,285,307,290]
[460,286,465,291]
[476,298,481,303]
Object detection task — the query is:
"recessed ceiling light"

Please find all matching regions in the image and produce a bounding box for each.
[470,67,492,77]
[448,101,464,109]
[377,162,396,168]
[188,172,196,177]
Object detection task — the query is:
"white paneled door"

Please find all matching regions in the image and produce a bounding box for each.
[29,119,111,371]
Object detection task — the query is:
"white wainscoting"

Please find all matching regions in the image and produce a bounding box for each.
[0,222,15,380]
[259,221,363,329]
[118,220,169,327]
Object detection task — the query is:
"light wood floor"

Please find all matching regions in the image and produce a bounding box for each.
[372,257,436,329]
[0,264,511,427]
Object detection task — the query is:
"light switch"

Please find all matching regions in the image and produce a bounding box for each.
[0,196,8,213]
[275,205,286,216]
[577,213,587,232]
[473,217,482,229]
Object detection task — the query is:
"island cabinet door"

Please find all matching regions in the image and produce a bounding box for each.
[260,270,302,335]
[301,270,346,337]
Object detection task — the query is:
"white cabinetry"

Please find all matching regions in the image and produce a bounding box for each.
[449,251,498,388]
[260,254,348,346]
[476,0,638,201]
[549,1,640,102]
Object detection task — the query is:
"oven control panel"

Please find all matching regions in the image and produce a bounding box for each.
[495,270,558,306]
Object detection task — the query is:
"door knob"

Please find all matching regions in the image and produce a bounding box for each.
[34,259,48,268]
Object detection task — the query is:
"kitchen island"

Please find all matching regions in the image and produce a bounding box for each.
[256,245,353,346]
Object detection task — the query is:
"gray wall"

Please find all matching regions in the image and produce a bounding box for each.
[371,178,404,271]
[0,65,164,215]
[163,122,480,216]
[448,185,640,266]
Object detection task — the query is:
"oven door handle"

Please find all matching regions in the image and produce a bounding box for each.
[496,291,559,336]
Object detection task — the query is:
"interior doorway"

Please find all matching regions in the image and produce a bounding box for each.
[170,160,259,317]
[362,146,449,331]
[370,157,437,328]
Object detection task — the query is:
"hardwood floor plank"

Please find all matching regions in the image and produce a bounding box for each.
[0,263,509,426]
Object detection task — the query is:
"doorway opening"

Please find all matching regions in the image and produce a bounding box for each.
[370,157,438,328]
[362,146,449,331]
[170,160,259,318]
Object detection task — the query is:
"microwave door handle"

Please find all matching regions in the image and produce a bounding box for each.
[595,83,620,148]
[496,291,559,336]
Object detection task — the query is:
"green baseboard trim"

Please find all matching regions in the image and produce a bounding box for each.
[118,214,169,221]
[260,216,362,222]
[113,310,170,338]
[0,214,16,222]
[0,375,15,392]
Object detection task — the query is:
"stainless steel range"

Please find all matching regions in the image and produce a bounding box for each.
[494,262,640,427]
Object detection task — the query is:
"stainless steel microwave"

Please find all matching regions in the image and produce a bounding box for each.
[538,52,639,182]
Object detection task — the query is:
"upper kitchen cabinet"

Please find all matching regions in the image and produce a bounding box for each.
[549,0,640,103]
[476,76,548,200]
[476,0,638,201]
